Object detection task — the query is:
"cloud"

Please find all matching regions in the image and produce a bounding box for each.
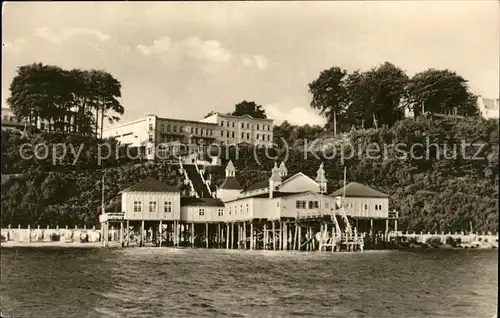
[137,36,268,70]
[2,38,28,53]
[264,104,326,126]
[34,27,111,43]
[241,54,268,70]
[137,36,232,63]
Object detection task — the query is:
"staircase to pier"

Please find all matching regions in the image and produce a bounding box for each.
[183,164,211,198]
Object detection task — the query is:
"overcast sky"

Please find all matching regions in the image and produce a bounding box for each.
[2,1,499,127]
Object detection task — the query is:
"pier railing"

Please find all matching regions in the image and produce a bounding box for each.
[388,230,499,248]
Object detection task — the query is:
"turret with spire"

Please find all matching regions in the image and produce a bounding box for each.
[225,160,235,177]
[315,162,327,194]
[216,160,242,202]
[278,161,288,178]
[269,162,282,198]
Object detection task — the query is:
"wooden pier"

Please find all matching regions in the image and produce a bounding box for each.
[98,211,398,251]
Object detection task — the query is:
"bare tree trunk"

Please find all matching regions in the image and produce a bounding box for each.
[100,107,105,139]
[333,111,337,138]
[95,107,99,137]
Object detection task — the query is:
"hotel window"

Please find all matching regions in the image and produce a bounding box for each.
[149,124,153,130]
[247,123,250,129]
[267,135,270,141]
[148,135,153,142]
[232,132,235,138]
[296,200,306,209]
[199,208,205,216]
[241,132,245,138]
[134,201,142,212]
[149,201,157,212]
[148,148,152,155]
[229,207,232,215]
[256,134,260,140]
[365,204,368,210]
[161,124,165,132]
[221,121,224,126]
[241,123,245,128]
[226,131,230,138]
[375,205,378,210]
[164,201,172,213]
[246,204,249,213]
[232,122,235,128]
[246,133,250,139]
[173,126,177,132]
[308,201,319,209]
[195,128,199,135]
[221,131,224,137]
[240,205,243,214]
[218,209,224,216]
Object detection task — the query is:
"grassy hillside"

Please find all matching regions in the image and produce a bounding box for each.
[1,116,498,232]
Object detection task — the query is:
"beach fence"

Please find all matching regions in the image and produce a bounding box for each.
[388,231,499,248]
[0,225,121,244]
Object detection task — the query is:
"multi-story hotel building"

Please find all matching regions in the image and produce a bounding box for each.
[102,113,274,159]
[199,113,274,147]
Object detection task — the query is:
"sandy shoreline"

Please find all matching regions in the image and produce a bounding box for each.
[0,241,120,248]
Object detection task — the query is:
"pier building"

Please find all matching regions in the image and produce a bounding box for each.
[100,159,398,250]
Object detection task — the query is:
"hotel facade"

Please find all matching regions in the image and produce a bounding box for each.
[102,113,274,159]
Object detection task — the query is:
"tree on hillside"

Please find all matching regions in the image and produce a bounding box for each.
[6,63,123,137]
[308,66,349,137]
[346,62,409,129]
[231,100,267,119]
[407,69,479,117]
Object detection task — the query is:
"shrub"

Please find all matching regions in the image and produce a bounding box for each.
[50,233,60,241]
[429,236,442,246]
[445,236,457,247]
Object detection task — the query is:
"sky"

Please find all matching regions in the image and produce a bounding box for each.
[2,1,499,128]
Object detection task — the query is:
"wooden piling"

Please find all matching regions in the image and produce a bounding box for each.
[226,223,230,249]
[205,222,209,248]
[250,222,254,250]
[243,222,247,249]
[141,220,145,247]
[279,221,283,250]
[298,225,302,251]
[120,221,124,246]
[272,221,276,250]
[231,222,234,249]
[159,220,163,247]
[263,223,267,250]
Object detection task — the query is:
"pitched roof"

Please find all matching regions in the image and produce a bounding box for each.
[330,182,389,198]
[121,178,180,193]
[181,197,225,207]
[243,179,270,192]
[219,176,242,190]
[225,191,312,203]
[242,172,316,192]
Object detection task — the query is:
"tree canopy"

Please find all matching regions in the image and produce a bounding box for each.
[407,69,478,117]
[6,62,124,138]
[309,62,479,132]
[230,100,267,119]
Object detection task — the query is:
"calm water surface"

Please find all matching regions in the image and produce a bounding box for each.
[0,247,497,317]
